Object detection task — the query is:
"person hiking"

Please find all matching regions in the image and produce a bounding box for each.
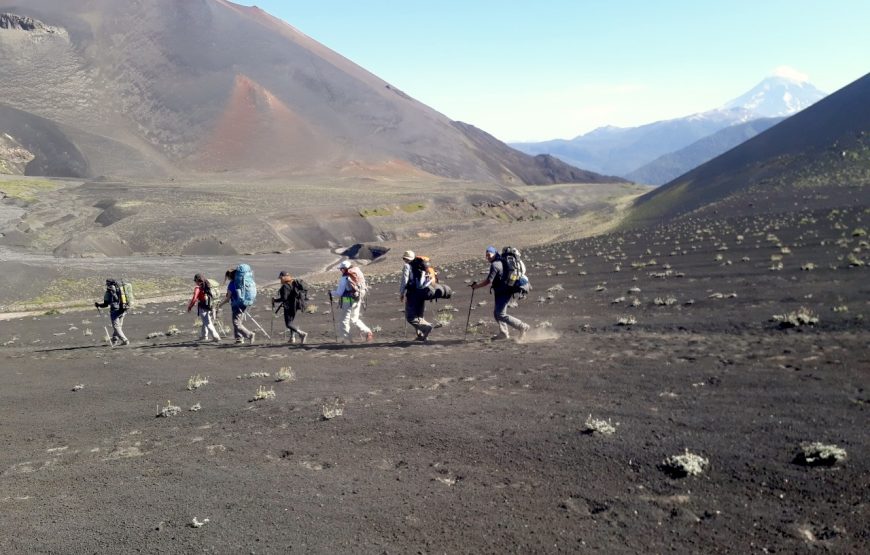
[399,250,434,341]
[216,268,255,344]
[330,260,373,343]
[470,246,530,340]
[271,271,308,345]
[95,279,130,346]
[187,273,221,342]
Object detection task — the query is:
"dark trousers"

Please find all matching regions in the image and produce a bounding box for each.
[405,290,431,334]
[283,308,303,335]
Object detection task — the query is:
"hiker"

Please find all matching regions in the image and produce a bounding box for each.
[470,246,530,340]
[187,273,221,342]
[272,271,309,345]
[216,268,256,344]
[94,279,130,346]
[329,260,373,343]
[399,250,434,341]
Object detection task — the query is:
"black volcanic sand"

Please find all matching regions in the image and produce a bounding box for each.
[0,205,867,553]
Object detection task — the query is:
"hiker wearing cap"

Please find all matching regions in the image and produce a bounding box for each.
[216,268,255,344]
[272,271,309,345]
[400,250,434,341]
[95,279,130,346]
[470,246,530,340]
[187,273,221,342]
[330,260,373,343]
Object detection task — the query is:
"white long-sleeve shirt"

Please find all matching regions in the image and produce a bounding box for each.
[399,263,411,296]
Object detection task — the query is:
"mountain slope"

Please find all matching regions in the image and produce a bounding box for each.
[0,1,612,185]
[625,117,785,185]
[629,73,870,224]
[512,75,827,178]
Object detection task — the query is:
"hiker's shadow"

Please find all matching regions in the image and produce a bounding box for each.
[307,338,469,351]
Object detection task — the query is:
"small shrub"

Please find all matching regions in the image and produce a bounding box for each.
[582,415,616,435]
[662,449,709,477]
[772,307,819,328]
[276,366,295,382]
[251,386,275,401]
[321,396,345,420]
[157,400,181,417]
[238,371,270,379]
[616,316,636,326]
[794,442,847,466]
[187,374,209,390]
[72,384,84,391]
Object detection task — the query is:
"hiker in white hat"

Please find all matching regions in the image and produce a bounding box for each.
[330,260,373,343]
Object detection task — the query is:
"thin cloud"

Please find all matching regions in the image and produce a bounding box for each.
[772,65,810,83]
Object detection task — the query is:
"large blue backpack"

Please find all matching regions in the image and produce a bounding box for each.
[234,263,257,307]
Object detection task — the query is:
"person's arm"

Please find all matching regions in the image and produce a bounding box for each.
[187,285,201,312]
[331,276,346,299]
[399,264,410,299]
[471,263,498,290]
[216,287,231,309]
[95,290,110,308]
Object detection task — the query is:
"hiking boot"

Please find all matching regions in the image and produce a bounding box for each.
[249,333,256,345]
[212,337,221,343]
[299,331,308,345]
[420,324,433,340]
[365,331,374,342]
[118,339,130,346]
[289,334,296,344]
[490,332,509,341]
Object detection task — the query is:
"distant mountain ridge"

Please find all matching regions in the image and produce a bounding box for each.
[511,75,827,179]
[0,1,616,185]
[629,73,870,225]
[625,117,785,185]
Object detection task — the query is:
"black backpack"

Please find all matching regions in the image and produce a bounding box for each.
[500,247,531,297]
[292,279,309,311]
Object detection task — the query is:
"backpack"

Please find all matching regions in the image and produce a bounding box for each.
[203,278,221,308]
[119,280,134,310]
[500,247,531,297]
[233,263,257,307]
[345,266,366,301]
[409,256,438,289]
[107,279,134,310]
[292,279,308,311]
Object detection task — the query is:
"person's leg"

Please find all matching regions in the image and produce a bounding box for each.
[199,308,209,340]
[284,309,302,336]
[494,294,528,336]
[349,301,371,335]
[112,310,129,344]
[407,293,431,338]
[237,307,254,340]
[202,309,220,340]
[339,303,353,341]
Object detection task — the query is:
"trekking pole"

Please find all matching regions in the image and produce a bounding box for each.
[329,293,338,342]
[244,312,271,340]
[464,284,476,340]
[269,312,275,345]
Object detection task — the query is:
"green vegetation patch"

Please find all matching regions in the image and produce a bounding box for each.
[400,202,426,213]
[0,178,58,202]
[359,207,394,218]
[12,275,190,310]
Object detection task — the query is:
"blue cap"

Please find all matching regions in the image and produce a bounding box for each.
[486,246,497,255]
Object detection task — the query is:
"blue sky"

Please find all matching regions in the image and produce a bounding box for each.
[238,1,869,142]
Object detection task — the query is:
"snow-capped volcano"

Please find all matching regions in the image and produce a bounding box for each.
[722,75,827,117]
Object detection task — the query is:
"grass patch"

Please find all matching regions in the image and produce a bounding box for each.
[0,178,58,203]
[359,207,393,218]
[400,202,426,213]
